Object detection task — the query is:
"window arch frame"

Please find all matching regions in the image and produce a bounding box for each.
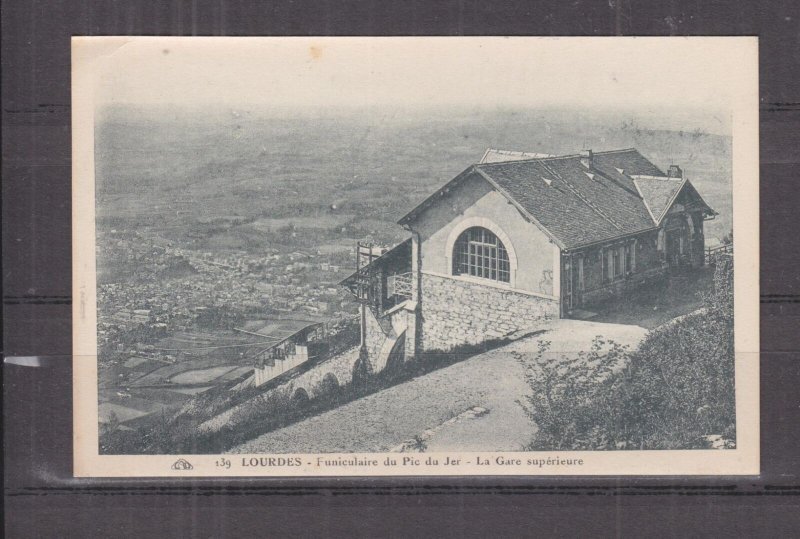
[444,217,518,287]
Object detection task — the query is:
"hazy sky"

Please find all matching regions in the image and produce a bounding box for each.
[77,36,755,132]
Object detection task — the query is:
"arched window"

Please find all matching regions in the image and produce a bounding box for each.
[452,227,511,283]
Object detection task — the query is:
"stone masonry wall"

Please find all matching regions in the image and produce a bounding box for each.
[420,273,558,351]
[291,347,360,396]
[200,348,360,433]
[364,306,390,370]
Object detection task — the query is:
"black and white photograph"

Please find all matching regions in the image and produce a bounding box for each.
[72,37,759,476]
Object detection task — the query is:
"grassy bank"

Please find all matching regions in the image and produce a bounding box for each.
[518,256,734,450]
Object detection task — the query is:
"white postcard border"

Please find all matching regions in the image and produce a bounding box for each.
[72,36,759,478]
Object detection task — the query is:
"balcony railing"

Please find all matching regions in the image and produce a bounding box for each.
[390,272,413,300]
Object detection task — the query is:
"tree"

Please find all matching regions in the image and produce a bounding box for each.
[314,373,341,404]
[195,305,245,329]
[721,230,733,246]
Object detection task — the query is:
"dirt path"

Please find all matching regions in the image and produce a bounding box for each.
[230,319,647,454]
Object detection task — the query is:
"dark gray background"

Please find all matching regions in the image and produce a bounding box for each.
[3,1,800,536]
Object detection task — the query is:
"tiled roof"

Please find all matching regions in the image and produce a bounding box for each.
[400,148,715,250]
[480,148,554,163]
[631,175,686,223]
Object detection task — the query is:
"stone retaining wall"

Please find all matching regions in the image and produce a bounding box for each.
[420,272,558,351]
[198,347,361,433]
[290,347,360,396]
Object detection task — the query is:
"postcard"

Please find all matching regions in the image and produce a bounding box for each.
[73,36,759,477]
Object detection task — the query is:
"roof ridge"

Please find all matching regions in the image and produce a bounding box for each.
[592,147,638,155]
[630,174,683,181]
[591,164,642,198]
[484,148,551,154]
[476,147,640,167]
[480,148,554,163]
[477,153,581,167]
[484,148,535,154]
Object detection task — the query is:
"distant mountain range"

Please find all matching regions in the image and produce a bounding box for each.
[95,105,732,249]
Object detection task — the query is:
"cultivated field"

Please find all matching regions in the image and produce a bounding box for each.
[170,366,239,385]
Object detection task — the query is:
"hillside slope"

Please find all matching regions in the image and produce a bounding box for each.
[230,320,646,454]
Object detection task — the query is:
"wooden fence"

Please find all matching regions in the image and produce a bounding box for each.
[705,243,733,265]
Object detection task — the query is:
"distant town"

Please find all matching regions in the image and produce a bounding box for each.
[96,224,364,429]
[98,228,355,339]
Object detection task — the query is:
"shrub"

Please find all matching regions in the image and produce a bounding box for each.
[515,338,630,450]
[517,259,735,450]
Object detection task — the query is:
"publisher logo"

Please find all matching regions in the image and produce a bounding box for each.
[171,458,194,471]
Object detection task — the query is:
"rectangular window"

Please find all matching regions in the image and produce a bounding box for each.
[577,257,584,291]
[497,243,510,282]
[469,245,477,275]
[602,250,609,282]
[613,248,621,278]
